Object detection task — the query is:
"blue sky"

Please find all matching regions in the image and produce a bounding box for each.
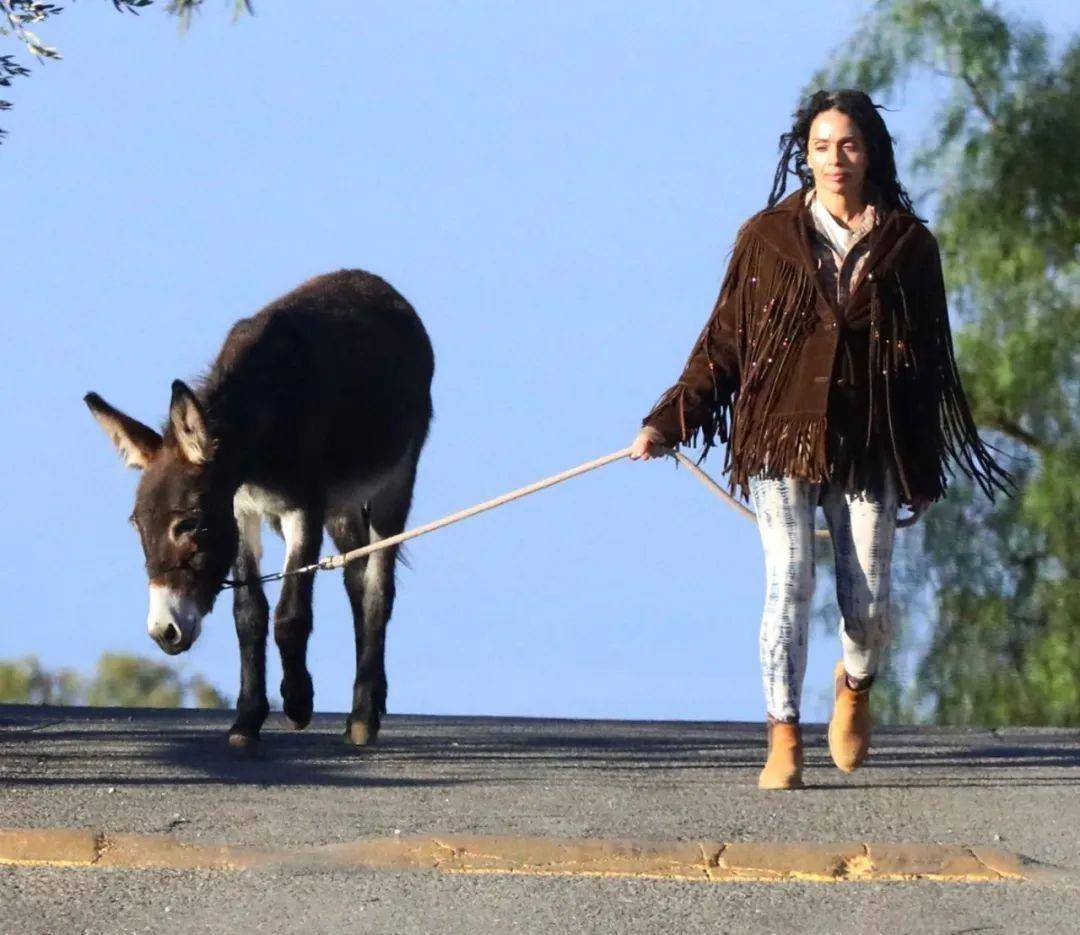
[3,1,1076,722]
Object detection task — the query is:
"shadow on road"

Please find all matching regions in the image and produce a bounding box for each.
[2,706,1080,791]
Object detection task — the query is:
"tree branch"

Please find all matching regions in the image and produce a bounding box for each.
[960,72,1000,130]
[983,413,1047,454]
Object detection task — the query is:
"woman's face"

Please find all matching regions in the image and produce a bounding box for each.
[806,108,869,199]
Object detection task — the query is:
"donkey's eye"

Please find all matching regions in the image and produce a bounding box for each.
[171,516,201,539]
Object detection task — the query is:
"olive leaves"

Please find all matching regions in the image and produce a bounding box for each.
[0,0,253,142]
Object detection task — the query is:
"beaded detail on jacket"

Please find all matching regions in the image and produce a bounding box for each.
[806,190,881,495]
[640,188,1013,506]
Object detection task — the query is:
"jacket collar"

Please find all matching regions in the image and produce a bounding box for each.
[746,187,924,317]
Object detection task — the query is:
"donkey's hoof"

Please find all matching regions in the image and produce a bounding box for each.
[280,675,313,731]
[227,731,260,754]
[345,721,378,747]
[281,692,313,730]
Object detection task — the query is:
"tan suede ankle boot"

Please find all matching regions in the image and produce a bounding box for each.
[828,660,872,773]
[757,721,804,790]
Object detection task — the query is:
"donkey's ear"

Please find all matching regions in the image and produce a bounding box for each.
[168,380,215,465]
[84,392,163,470]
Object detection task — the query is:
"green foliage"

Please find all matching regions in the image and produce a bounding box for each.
[0,656,81,704]
[166,0,252,30]
[85,652,185,707]
[812,0,1079,725]
[0,0,252,141]
[186,674,229,709]
[0,653,229,708]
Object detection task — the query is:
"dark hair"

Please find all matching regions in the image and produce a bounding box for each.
[767,89,919,216]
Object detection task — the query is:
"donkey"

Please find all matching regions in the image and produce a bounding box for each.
[85,270,433,749]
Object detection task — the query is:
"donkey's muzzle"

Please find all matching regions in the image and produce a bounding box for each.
[147,584,202,655]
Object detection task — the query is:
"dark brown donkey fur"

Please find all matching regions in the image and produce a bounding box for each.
[85,270,434,748]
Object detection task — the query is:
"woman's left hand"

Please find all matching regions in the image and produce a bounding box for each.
[629,426,668,461]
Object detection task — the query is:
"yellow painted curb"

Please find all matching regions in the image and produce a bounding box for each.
[0,828,100,867]
[0,828,1053,883]
[96,833,274,871]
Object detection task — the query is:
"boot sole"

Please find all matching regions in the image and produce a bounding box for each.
[757,772,805,790]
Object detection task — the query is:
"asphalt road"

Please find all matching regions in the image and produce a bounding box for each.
[2,706,1079,934]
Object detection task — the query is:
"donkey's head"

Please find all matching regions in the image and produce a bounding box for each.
[85,381,239,655]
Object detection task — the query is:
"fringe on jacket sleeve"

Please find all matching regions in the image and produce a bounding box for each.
[640,230,748,456]
[909,238,1016,501]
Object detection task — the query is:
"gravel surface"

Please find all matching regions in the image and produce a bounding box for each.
[2,706,1079,933]
[2,865,1078,935]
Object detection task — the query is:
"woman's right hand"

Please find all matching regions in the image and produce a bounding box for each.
[629,426,667,461]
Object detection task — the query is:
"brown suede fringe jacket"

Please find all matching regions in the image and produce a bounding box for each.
[641,188,1013,506]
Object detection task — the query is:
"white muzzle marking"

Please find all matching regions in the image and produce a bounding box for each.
[147,584,203,654]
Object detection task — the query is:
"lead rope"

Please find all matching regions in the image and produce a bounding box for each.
[222,445,912,592]
[222,447,635,590]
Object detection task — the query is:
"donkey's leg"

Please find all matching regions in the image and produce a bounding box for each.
[341,459,417,747]
[229,512,270,749]
[325,508,374,745]
[274,505,324,731]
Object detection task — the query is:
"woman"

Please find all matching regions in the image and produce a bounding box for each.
[630,89,1012,790]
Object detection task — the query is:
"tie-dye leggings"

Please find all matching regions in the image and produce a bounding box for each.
[747,467,899,723]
